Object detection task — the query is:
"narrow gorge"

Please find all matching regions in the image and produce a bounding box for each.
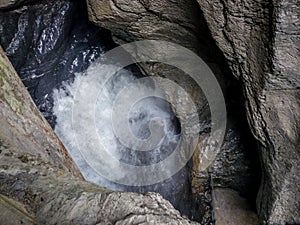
[0,0,299,224]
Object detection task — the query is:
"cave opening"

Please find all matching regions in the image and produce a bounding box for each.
[0,0,261,223]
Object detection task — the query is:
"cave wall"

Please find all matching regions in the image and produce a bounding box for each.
[1,0,300,224]
[86,0,299,224]
[85,0,262,224]
[196,0,300,223]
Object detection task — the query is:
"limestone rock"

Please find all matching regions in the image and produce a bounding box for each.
[2,0,297,224]
[196,0,300,223]
[0,0,38,9]
[86,0,201,51]
[86,0,261,223]
[0,46,82,179]
[86,0,300,224]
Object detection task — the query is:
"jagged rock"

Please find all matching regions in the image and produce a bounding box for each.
[86,0,260,223]
[3,0,296,224]
[196,0,300,224]
[0,46,199,224]
[0,0,38,9]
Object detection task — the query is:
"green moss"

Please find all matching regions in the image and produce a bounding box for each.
[0,56,22,114]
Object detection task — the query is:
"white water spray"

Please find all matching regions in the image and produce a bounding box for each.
[53,62,180,190]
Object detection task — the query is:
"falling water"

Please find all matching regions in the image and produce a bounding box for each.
[52,61,196,216]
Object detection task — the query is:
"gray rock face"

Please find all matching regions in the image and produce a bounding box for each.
[86,0,260,224]
[86,0,300,224]
[0,194,40,225]
[1,0,297,224]
[0,46,82,179]
[0,46,198,224]
[87,0,201,50]
[196,0,300,224]
[0,0,38,9]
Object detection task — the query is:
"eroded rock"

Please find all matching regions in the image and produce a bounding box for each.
[0,0,38,10]
[0,194,40,225]
[196,0,300,223]
[86,0,261,223]
[1,0,294,224]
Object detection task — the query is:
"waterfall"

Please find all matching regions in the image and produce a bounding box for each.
[52,61,194,213]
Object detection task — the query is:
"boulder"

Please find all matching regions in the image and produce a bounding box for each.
[213,188,259,225]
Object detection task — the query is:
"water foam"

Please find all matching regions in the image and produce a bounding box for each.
[53,62,180,190]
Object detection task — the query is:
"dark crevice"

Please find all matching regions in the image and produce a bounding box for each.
[192,0,262,218]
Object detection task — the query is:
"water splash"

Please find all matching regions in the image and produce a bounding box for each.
[53,62,183,193]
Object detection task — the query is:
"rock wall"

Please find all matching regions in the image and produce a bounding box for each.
[0,46,82,179]
[0,46,198,224]
[196,0,300,223]
[86,0,261,224]
[0,0,38,9]
[0,0,298,224]
[86,0,299,224]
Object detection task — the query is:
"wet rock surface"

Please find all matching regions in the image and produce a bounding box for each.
[0,0,115,126]
[213,188,259,225]
[196,0,300,223]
